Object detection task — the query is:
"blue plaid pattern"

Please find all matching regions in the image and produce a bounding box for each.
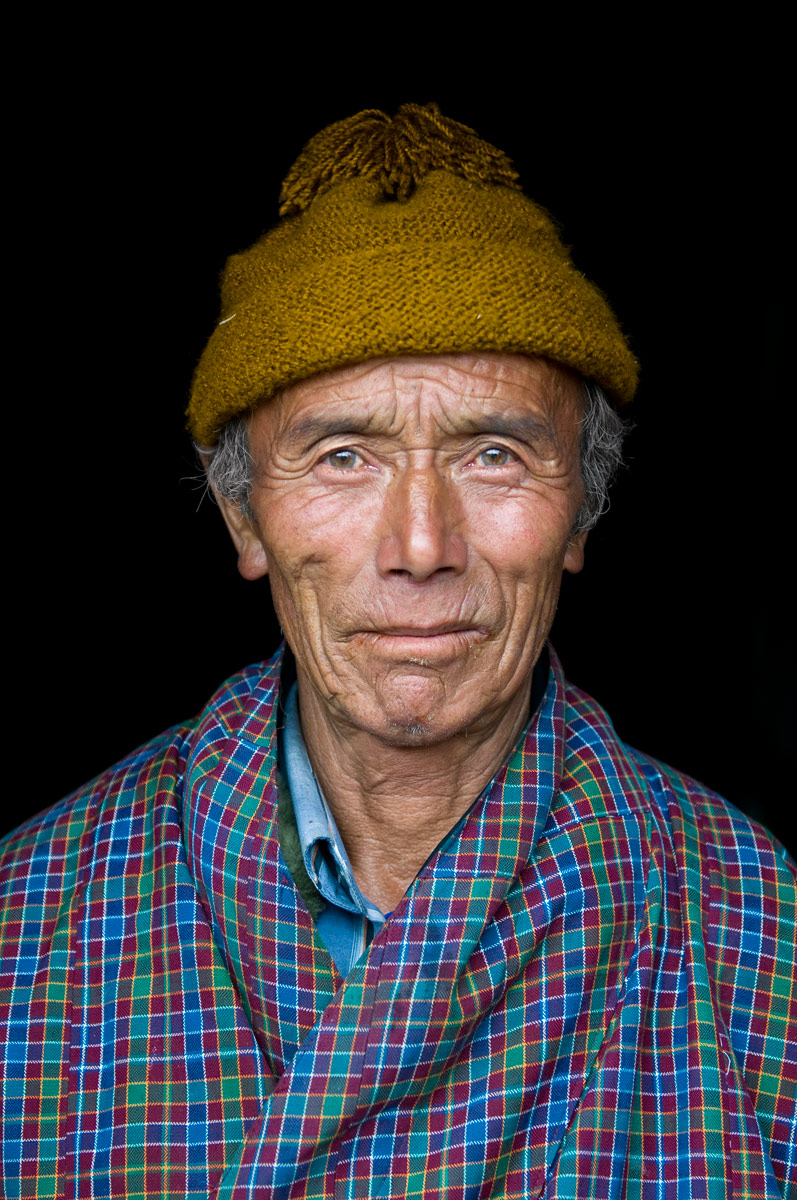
[2,644,795,1197]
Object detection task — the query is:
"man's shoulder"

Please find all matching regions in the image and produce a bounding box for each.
[0,725,186,951]
[559,671,796,913]
[0,652,282,895]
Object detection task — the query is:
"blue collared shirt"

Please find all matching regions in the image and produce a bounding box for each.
[281,683,387,975]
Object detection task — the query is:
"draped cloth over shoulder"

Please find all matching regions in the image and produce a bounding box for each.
[2,646,795,1197]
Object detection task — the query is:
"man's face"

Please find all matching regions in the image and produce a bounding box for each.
[223,353,587,747]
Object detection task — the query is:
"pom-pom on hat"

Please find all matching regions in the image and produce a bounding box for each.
[188,103,638,445]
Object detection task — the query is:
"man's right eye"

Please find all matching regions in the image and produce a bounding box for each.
[323,449,361,469]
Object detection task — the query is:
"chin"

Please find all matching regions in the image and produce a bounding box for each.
[346,695,475,748]
[384,718,440,746]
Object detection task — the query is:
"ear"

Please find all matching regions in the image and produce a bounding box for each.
[215,493,270,581]
[563,529,588,575]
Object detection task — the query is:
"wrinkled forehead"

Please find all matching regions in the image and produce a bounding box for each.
[249,352,586,447]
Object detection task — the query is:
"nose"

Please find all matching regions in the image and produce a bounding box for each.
[377,462,467,581]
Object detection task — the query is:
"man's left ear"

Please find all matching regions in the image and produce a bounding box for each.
[564,530,588,574]
[215,493,270,581]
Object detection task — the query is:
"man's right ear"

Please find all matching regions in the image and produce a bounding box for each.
[215,494,270,581]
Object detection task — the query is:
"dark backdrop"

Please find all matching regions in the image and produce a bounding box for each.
[8,37,793,854]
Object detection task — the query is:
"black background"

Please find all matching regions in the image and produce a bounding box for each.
[7,29,793,853]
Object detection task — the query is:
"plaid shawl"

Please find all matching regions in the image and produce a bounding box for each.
[2,646,795,1198]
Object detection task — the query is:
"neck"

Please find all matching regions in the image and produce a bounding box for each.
[295,674,532,913]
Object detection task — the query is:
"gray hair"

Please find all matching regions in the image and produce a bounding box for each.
[198,416,256,521]
[572,380,627,534]
[198,379,626,535]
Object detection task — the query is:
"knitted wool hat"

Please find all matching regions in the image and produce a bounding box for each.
[188,103,638,444]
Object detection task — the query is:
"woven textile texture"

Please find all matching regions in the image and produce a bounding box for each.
[2,645,795,1198]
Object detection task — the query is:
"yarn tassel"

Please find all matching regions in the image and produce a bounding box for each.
[279,102,521,216]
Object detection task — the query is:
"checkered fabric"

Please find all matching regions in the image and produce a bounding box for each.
[2,646,795,1198]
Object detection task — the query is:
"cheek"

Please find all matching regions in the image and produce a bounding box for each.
[469,495,573,576]
[258,493,382,633]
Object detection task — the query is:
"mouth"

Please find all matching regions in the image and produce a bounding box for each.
[352,624,489,659]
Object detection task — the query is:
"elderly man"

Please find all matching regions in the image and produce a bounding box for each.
[2,105,795,1198]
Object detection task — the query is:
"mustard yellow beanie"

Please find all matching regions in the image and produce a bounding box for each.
[188,103,638,444]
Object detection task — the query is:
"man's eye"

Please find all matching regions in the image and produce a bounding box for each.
[477,446,514,467]
[323,449,361,469]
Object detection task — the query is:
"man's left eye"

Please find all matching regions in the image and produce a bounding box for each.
[324,449,361,469]
[477,447,513,467]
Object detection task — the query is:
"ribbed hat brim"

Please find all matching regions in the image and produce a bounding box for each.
[189,172,637,443]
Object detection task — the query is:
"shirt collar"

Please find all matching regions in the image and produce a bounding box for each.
[281,681,386,924]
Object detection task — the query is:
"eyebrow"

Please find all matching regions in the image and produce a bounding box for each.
[281,415,381,449]
[455,414,558,444]
[281,411,559,450]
